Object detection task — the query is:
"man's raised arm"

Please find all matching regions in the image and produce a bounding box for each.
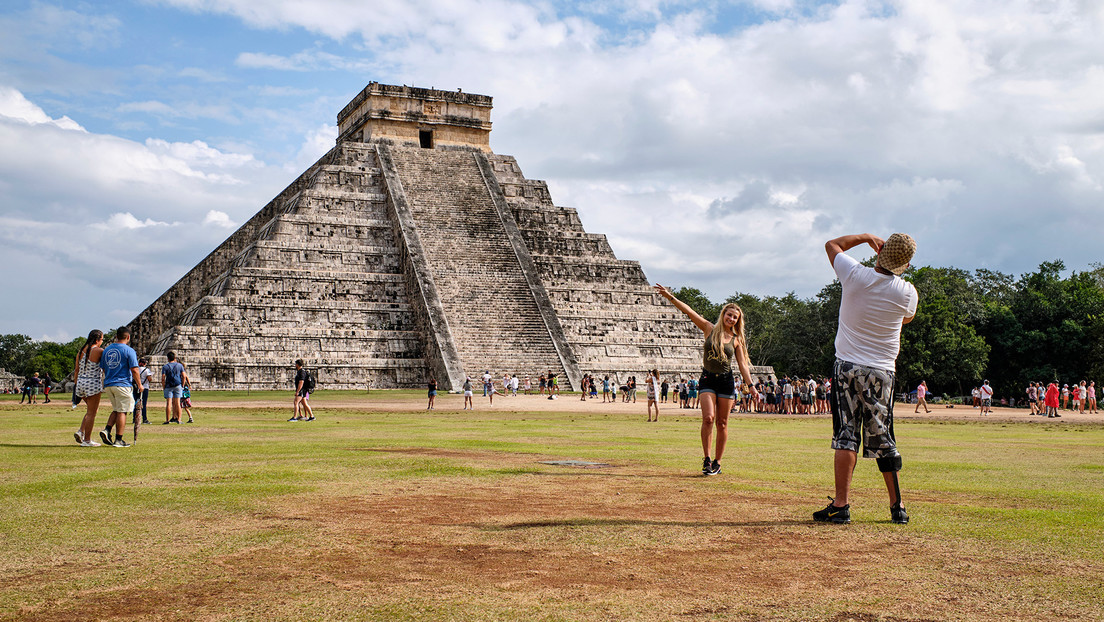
[825,233,885,266]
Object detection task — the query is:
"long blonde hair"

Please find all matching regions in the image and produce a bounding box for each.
[706,303,751,373]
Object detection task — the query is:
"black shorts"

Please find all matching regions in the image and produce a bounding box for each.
[698,369,736,400]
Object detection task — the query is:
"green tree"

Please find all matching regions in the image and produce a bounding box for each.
[898,267,989,396]
[0,334,35,376]
[27,338,83,383]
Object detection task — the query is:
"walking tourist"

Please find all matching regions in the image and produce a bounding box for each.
[162,351,187,424]
[96,326,141,448]
[813,232,917,525]
[289,359,314,421]
[654,284,755,477]
[914,381,931,414]
[463,376,473,409]
[42,372,51,403]
[73,329,105,446]
[181,384,194,423]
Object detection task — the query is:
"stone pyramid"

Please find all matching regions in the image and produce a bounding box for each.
[130,82,757,390]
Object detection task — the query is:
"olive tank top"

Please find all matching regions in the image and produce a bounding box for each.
[703,328,735,375]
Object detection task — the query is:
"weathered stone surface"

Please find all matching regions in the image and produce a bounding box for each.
[130,83,772,390]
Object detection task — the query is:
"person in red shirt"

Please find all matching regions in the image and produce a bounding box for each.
[1044,382,1060,418]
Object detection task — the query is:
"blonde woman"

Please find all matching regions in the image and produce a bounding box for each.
[655,285,755,475]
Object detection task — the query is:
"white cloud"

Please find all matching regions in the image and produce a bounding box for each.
[0,86,290,336]
[95,212,174,230]
[289,123,338,171]
[0,86,85,130]
[203,209,235,227]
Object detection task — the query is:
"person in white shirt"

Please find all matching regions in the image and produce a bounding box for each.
[814,232,918,526]
[979,380,994,416]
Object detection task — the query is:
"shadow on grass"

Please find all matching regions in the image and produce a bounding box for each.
[475,518,812,530]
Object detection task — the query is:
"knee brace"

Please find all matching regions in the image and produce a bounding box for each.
[877,455,902,473]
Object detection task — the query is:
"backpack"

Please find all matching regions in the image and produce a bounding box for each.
[304,369,317,392]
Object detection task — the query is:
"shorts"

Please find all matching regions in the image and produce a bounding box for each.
[164,385,183,399]
[297,389,311,398]
[830,359,899,461]
[428,390,437,397]
[104,386,136,413]
[688,389,698,398]
[982,399,992,407]
[464,390,472,397]
[181,397,192,408]
[698,369,736,400]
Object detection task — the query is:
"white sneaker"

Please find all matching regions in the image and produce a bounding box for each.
[74,430,83,444]
[80,440,101,447]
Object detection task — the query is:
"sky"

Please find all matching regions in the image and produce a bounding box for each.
[1,0,1103,343]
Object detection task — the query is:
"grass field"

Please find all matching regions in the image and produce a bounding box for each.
[1,391,1102,621]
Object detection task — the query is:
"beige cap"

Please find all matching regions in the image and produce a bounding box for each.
[877,233,916,275]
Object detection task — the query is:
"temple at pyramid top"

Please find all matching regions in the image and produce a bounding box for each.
[129,82,773,390]
[337,82,494,151]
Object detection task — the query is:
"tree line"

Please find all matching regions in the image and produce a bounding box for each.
[671,260,1104,401]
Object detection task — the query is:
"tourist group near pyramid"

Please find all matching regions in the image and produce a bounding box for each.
[130,82,770,391]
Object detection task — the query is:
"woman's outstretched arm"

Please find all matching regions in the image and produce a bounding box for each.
[654,284,712,335]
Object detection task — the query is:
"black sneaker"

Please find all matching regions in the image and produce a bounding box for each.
[99,429,112,446]
[813,498,851,524]
[112,438,130,448]
[708,459,721,475]
[702,456,712,475]
[891,503,909,524]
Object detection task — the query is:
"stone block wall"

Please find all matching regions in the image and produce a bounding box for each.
[385,146,573,386]
[487,154,709,384]
[134,142,433,390]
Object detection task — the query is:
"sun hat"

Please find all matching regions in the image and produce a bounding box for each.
[877,233,916,275]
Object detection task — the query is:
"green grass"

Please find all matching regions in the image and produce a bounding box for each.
[1,394,1102,620]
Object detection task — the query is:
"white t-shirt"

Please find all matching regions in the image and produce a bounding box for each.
[980,384,993,399]
[833,252,918,372]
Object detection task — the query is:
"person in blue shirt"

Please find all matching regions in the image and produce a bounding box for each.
[161,351,188,424]
[97,326,142,447]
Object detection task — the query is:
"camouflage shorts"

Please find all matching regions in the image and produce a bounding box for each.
[830,358,900,459]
